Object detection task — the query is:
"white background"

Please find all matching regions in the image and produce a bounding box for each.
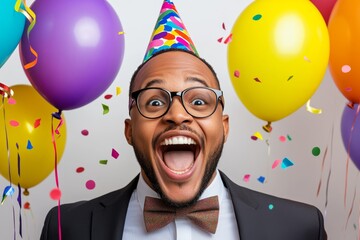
[1,0,359,239]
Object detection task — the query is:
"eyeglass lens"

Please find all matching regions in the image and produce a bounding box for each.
[136,88,219,118]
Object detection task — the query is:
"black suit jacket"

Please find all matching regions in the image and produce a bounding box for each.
[40,171,327,239]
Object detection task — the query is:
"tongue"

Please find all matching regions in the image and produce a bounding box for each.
[163,151,194,171]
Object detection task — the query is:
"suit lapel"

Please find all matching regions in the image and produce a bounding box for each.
[91,175,139,240]
[220,171,262,240]
[89,172,262,239]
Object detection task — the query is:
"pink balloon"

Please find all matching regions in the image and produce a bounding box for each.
[20,0,125,111]
[310,0,337,24]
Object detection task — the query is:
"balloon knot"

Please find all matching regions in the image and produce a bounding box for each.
[52,110,62,120]
[347,102,355,109]
[23,189,29,196]
[262,122,272,133]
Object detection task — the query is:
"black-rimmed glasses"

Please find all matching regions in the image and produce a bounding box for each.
[130,87,224,119]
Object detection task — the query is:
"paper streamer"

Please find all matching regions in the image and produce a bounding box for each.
[0,83,14,98]
[306,99,322,114]
[15,0,38,69]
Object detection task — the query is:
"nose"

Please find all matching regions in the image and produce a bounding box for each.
[162,97,192,125]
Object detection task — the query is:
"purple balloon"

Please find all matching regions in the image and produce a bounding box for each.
[341,104,360,171]
[20,0,124,110]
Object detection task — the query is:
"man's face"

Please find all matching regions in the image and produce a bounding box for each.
[125,51,229,207]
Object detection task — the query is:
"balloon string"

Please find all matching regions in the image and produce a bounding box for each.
[1,92,17,240]
[51,115,62,240]
[316,146,328,197]
[17,184,22,238]
[344,104,360,207]
[324,124,334,216]
[15,144,23,238]
[14,0,38,69]
[1,95,12,185]
[346,188,357,230]
[316,122,334,218]
[12,206,16,240]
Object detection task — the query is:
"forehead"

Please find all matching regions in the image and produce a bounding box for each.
[132,51,218,90]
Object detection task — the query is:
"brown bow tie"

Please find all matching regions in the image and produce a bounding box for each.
[143,196,219,234]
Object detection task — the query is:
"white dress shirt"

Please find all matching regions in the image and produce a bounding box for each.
[123,170,240,239]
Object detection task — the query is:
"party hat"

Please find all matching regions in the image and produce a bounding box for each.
[143,0,199,62]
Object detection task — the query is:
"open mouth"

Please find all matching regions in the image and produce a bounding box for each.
[159,136,200,175]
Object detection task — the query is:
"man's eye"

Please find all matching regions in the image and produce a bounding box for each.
[148,99,164,106]
[191,99,206,105]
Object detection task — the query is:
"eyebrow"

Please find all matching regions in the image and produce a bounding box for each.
[143,77,209,88]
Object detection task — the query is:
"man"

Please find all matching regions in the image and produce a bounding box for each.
[40,0,327,239]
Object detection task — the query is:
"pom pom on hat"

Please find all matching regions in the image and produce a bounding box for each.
[143,0,199,62]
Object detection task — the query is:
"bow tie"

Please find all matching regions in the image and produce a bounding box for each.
[143,196,219,234]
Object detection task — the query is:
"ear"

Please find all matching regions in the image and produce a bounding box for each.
[222,114,229,142]
[124,118,133,145]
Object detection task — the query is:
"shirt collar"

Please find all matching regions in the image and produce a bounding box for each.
[136,170,224,211]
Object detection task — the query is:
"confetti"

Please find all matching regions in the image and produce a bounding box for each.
[268,204,274,210]
[345,87,352,92]
[116,87,122,96]
[304,56,311,62]
[254,77,261,83]
[81,129,89,136]
[27,140,33,150]
[287,134,292,141]
[1,186,15,204]
[279,136,286,142]
[104,94,113,100]
[217,37,223,43]
[49,188,61,200]
[342,65,351,73]
[99,160,108,165]
[222,22,226,30]
[34,118,41,128]
[112,148,119,159]
[86,180,96,190]
[272,159,281,169]
[102,104,109,115]
[8,98,16,105]
[281,158,294,169]
[234,70,240,78]
[76,167,85,173]
[312,147,321,156]
[10,120,19,127]
[287,75,293,81]
[224,33,232,44]
[253,14,262,21]
[118,31,124,35]
[251,136,258,141]
[243,174,251,182]
[253,132,263,140]
[306,100,322,114]
[257,176,266,183]
[24,202,30,209]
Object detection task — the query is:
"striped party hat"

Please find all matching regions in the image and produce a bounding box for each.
[143,0,199,62]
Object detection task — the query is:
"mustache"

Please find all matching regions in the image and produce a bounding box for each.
[152,124,204,148]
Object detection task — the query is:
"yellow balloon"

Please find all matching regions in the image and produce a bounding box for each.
[0,85,66,193]
[228,0,329,129]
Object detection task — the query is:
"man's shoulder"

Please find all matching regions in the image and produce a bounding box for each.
[219,171,319,210]
[55,175,139,215]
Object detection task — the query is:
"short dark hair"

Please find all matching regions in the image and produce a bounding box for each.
[128,48,221,97]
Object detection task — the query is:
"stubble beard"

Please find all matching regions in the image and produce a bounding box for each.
[132,136,225,209]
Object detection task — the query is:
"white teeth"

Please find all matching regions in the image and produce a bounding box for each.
[160,136,196,146]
